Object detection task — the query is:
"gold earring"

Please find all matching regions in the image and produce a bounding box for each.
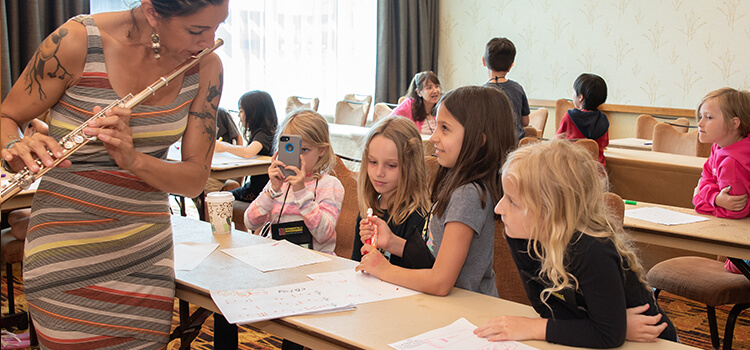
[151,32,161,59]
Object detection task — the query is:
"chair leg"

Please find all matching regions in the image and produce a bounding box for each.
[653,288,661,299]
[722,303,750,350]
[706,306,720,350]
[6,262,15,314]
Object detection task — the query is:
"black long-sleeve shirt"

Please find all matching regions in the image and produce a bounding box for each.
[351,209,426,267]
[506,232,677,348]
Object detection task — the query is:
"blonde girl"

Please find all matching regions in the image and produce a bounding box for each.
[475,140,676,348]
[244,110,344,254]
[692,88,750,274]
[351,116,431,267]
[356,86,516,296]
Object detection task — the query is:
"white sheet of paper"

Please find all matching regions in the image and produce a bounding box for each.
[625,207,709,226]
[210,279,354,324]
[174,242,220,271]
[307,269,420,305]
[389,318,538,350]
[222,239,331,271]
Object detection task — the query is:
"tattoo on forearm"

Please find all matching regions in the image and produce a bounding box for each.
[24,28,73,100]
[189,70,223,159]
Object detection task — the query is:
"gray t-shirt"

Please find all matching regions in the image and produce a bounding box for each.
[428,183,499,297]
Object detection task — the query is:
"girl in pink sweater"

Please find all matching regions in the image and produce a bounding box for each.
[693,88,750,273]
[244,110,344,254]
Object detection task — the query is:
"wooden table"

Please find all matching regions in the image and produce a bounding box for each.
[608,138,653,151]
[624,202,750,261]
[171,215,697,350]
[167,142,272,180]
[604,148,706,208]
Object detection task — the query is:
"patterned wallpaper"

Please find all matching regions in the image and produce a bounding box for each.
[437,0,750,109]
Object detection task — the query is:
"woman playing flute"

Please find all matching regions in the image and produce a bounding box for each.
[0,0,227,348]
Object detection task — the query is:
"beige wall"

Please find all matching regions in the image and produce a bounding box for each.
[437,0,750,110]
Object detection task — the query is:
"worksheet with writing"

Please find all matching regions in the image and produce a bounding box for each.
[389,318,539,350]
[307,269,420,305]
[222,239,331,271]
[210,279,354,324]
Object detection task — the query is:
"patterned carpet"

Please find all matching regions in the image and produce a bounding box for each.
[3,261,749,349]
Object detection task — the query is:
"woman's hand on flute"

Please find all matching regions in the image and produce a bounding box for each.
[84,105,138,171]
[1,131,71,173]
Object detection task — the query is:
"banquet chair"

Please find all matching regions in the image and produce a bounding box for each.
[518,136,540,147]
[528,107,548,134]
[343,94,372,117]
[332,155,359,258]
[652,122,711,157]
[372,103,393,123]
[334,100,369,126]
[285,96,319,114]
[523,126,539,138]
[648,257,750,349]
[574,139,600,161]
[1,225,38,346]
[637,115,692,140]
[554,99,574,131]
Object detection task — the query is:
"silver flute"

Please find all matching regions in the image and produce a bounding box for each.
[1,39,224,204]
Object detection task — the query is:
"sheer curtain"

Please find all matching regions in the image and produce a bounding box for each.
[90,1,376,120]
[217,1,376,119]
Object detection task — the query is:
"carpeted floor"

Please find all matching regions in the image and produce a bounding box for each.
[2,262,748,349]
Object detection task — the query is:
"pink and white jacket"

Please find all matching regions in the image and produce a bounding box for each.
[244,173,344,254]
[693,136,750,219]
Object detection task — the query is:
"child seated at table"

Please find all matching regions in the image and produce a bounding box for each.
[692,87,750,273]
[475,140,677,348]
[351,116,430,267]
[356,86,517,297]
[243,109,344,254]
[556,73,609,165]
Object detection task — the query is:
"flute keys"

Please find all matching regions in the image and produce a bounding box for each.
[73,134,85,144]
[64,141,74,149]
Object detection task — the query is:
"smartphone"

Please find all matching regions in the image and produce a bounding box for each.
[277,134,302,177]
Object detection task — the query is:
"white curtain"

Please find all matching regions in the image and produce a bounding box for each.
[216,0,376,120]
[92,0,377,120]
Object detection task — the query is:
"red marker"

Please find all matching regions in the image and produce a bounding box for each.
[365,208,377,249]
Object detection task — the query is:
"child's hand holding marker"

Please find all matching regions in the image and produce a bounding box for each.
[365,208,378,250]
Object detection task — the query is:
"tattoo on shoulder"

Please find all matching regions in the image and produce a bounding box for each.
[189,71,224,159]
[24,28,74,100]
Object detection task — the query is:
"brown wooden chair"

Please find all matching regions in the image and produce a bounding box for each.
[603,192,625,224]
[518,136,541,147]
[523,126,539,138]
[332,155,359,258]
[1,223,38,346]
[637,115,692,139]
[652,122,711,157]
[648,257,750,349]
[574,138,600,161]
[285,96,319,114]
[554,99,574,131]
[372,103,393,123]
[492,220,529,305]
[528,107,548,134]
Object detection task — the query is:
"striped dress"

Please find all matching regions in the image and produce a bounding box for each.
[24,15,199,349]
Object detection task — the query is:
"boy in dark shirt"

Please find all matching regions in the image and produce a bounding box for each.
[556,73,610,165]
[483,37,530,141]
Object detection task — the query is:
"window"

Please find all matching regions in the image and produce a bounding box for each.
[91,0,376,119]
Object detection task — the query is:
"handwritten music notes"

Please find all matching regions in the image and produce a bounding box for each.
[625,207,709,226]
[389,318,539,350]
[210,280,354,324]
[222,239,331,272]
[174,242,219,270]
[307,269,420,305]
